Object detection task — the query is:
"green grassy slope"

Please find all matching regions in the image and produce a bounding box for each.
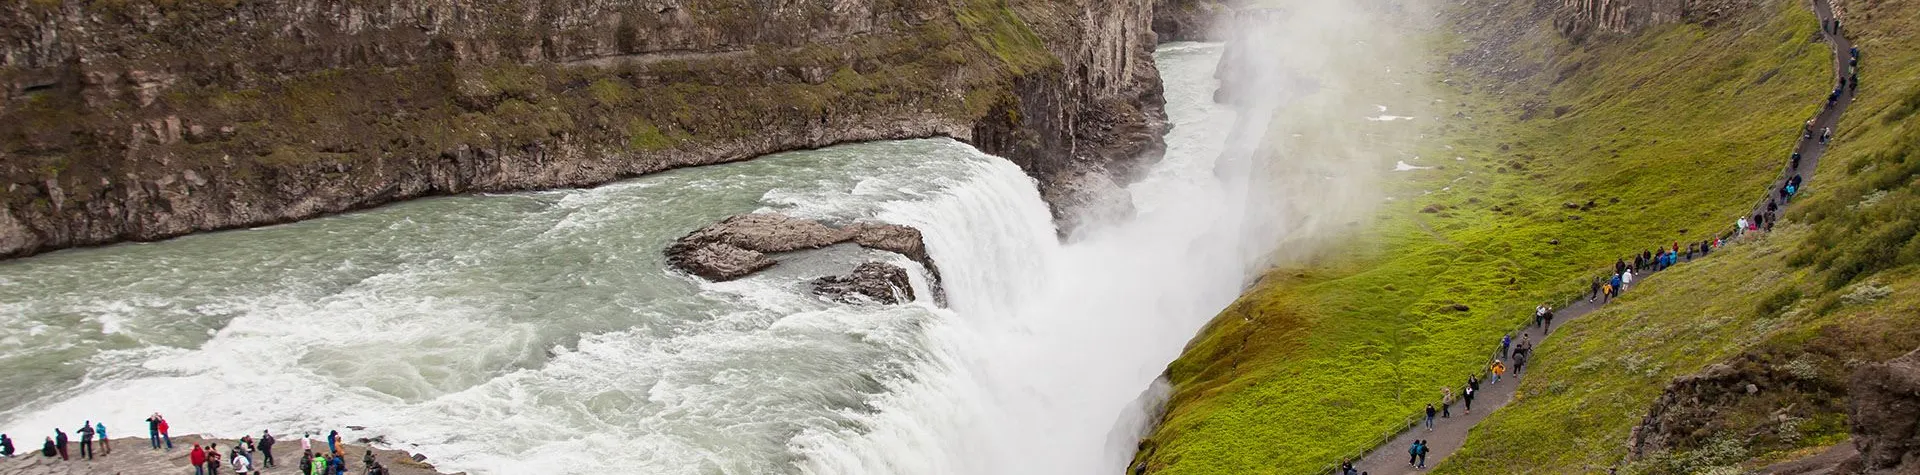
[1438,1,1920,472]
[1136,1,1835,473]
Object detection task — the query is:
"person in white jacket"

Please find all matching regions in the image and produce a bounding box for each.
[1623,269,1635,291]
[232,450,253,474]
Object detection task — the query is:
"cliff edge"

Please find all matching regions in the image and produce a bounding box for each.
[0,0,1170,258]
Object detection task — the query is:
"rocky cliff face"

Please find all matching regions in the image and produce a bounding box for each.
[1153,0,1227,42]
[0,0,1167,258]
[1551,0,1758,41]
[1848,348,1920,473]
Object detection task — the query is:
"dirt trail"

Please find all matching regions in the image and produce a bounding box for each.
[1348,1,1856,473]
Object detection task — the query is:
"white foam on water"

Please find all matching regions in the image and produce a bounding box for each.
[4,41,1253,475]
[792,42,1246,475]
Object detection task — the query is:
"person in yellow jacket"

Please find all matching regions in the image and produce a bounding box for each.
[1491,359,1507,384]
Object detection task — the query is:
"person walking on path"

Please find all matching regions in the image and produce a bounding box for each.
[191,444,208,475]
[1515,344,1531,374]
[1424,403,1437,431]
[1623,269,1635,292]
[94,421,108,455]
[1500,333,1513,359]
[76,421,94,460]
[1407,440,1420,467]
[261,430,277,467]
[1417,440,1431,469]
[54,428,68,461]
[1463,385,1476,414]
[1440,387,1454,418]
[1542,305,1555,332]
[1491,359,1507,384]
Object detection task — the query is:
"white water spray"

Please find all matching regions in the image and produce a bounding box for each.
[795,42,1256,475]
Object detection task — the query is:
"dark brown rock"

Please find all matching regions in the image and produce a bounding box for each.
[1849,348,1920,473]
[812,261,916,304]
[0,0,1170,259]
[666,242,777,281]
[1153,0,1228,42]
[664,212,942,286]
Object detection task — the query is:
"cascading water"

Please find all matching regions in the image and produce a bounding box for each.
[0,42,1259,475]
[795,42,1246,475]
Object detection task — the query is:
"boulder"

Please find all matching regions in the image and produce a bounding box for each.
[1849,348,1920,473]
[665,213,943,305]
[812,262,916,304]
[666,242,776,281]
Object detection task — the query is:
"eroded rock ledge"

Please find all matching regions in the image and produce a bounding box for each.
[664,213,942,305]
[812,261,917,305]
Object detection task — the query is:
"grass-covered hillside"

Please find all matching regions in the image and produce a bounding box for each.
[1439,0,1920,472]
[1135,0,1848,472]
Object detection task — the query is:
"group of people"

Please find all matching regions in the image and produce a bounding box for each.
[5,420,113,462]
[2,415,390,475]
[1592,241,1717,303]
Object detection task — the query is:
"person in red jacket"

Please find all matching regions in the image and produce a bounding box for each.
[157,417,172,450]
[190,444,208,475]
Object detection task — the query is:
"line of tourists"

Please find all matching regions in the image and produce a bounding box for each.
[1358,14,1857,475]
[4,415,390,475]
[1592,240,1716,303]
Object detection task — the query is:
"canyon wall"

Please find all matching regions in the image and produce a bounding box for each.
[0,0,1167,257]
[1551,0,1758,40]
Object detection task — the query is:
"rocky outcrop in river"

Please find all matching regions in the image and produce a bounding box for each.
[665,213,942,304]
[0,0,1171,258]
[812,261,917,305]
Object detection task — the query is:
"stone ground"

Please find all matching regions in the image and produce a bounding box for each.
[0,435,458,475]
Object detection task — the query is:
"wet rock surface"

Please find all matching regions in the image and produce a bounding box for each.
[811,261,916,305]
[665,213,944,304]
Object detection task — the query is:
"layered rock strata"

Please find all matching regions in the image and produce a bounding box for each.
[0,0,1170,258]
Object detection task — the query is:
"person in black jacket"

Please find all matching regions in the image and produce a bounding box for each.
[260,430,277,467]
[54,428,68,460]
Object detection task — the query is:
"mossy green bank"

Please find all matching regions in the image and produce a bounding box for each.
[1439,0,1920,472]
[1136,0,1840,472]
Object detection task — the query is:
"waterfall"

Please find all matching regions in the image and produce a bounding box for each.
[797,42,1241,475]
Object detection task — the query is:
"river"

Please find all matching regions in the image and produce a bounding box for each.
[0,42,1237,474]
